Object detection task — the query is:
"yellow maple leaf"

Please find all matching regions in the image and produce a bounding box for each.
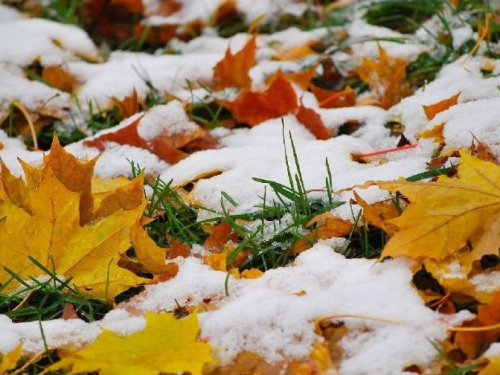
[0,345,22,374]
[480,354,500,375]
[378,151,500,264]
[357,45,411,109]
[213,35,257,90]
[0,139,146,301]
[50,312,215,375]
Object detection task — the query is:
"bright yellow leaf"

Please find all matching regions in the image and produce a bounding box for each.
[130,221,178,276]
[357,45,411,109]
[50,312,215,375]
[0,345,22,374]
[378,151,500,264]
[0,141,147,301]
[480,354,500,375]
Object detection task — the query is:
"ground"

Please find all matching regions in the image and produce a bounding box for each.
[1,0,500,374]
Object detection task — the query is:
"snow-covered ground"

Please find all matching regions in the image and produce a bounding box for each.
[1,0,500,373]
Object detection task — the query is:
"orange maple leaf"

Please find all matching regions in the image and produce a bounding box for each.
[454,290,500,358]
[268,66,317,91]
[422,93,461,120]
[41,66,77,93]
[272,44,316,61]
[84,106,205,164]
[295,103,331,140]
[357,45,411,109]
[204,221,238,252]
[292,213,352,253]
[111,89,141,119]
[214,35,257,90]
[225,73,297,126]
[311,85,356,108]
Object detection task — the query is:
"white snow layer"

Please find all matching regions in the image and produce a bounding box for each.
[0,244,472,374]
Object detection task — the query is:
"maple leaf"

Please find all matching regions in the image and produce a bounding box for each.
[272,44,316,61]
[454,289,500,358]
[225,73,297,126]
[0,139,146,301]
[50,312,215,375]
[295,103,331,140]
[353,191,400,235]
[111,89,141,119]
[311,85,356,108]
[130,221,179,278]
[204,221,238,252]
[357,45,411,109]
[292,213,352,253]
[481,354,500,375]
[377,151,500,264]
[41,66,77,93]
[422,93,461,120]
[0,345,22,375]
[213,35,257,90]
[267,67,317,91]
[84,104,205,164]
[419,123,445,144]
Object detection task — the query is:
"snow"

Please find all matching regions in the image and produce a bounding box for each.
[0,64,70,123]
[68,51,221,109]
[0,18,98,66]
[160,117,429,216]
[137,100,199,140]
[0,244,472,374]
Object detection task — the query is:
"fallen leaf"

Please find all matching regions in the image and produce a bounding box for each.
[133,22,179,46]
[204,252,227,272]
[84,0,144,42]
[84,105,205,164]
[62,302,79,320]
[480,354,500,375]
[293,213,352,253]
[214,35,257,90]
[0,344,22,374]
[130,221,178,276]
[212,0,238,25]
[0,139,146,301]
[311,85,356,108]
[357,45,411,109]
[240,268,263,279]
[273,44,316,61]
[419,123,445,144]
[45,135,97,224]
[287,343,334,375]
[268,66,317,91]
[41,65,77,93]
[470,137,499,163]
[167,239,192,259]
[204,221,238,252]
[295,103,332,140]
[111,89,141,119]
[226,73,297,126]
[378,151,500,265]
[422,93,461,120]
[455,290,500,358]
[353,191,400,235]
[50,312,215,375]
